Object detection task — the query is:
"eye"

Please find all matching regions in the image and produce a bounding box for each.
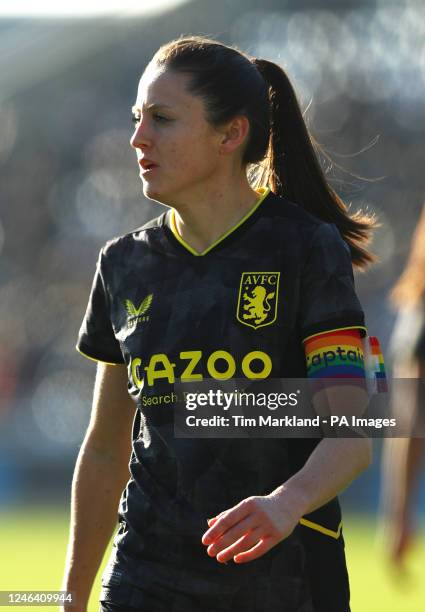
[153,113,169,123]
[131,112,169,125]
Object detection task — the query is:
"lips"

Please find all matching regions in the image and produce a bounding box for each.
[139,159,158,170]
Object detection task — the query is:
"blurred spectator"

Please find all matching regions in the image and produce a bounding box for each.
[0,346,17,419]
[380,204,425,570]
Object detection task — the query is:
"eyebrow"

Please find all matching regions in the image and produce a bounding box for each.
[131,103,173,113]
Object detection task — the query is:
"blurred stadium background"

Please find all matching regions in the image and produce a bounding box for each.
[0,0,424,610]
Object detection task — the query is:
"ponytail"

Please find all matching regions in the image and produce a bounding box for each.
[253,58,377,270]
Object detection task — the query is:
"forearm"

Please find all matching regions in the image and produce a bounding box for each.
[384,359,425,521]
[61,439,130,606]
[385,437,425,521]
[402,437,425,506]
[273,437,372,518]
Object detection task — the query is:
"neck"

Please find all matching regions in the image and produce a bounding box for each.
[170,176,261,254]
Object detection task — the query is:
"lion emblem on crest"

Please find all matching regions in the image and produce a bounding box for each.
[242,286,275,325]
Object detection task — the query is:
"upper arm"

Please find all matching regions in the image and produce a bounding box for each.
[299,223,366,341]
[84,362,135,461]
[75,246,134,459]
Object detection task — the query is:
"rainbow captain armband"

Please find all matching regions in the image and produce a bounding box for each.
[363,335,388,394]
[304,328,366,388]
[303,328,387,395]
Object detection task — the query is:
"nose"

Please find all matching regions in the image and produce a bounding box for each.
[130,117,151,150]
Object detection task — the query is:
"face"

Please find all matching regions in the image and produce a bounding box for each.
[130,66,225,206]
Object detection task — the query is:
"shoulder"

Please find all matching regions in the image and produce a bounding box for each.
[99,211,168,262]
[265,191,348,255]
[266,191,321,228]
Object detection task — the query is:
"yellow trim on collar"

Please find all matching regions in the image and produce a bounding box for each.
[299,518,343,539]
[170,187,270,256]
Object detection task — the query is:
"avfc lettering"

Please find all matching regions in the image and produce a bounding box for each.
[244,273,279,286]
[130,349,272,388]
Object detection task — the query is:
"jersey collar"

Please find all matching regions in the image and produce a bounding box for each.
[167,187,271,257]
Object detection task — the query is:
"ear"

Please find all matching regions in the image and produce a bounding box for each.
[218,115,250,155]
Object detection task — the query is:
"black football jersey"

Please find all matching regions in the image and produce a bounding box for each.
[77,188,364,611]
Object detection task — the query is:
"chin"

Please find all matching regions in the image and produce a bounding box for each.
[142,180,159,198]
[141,178,187,208]
[142,183,169,206]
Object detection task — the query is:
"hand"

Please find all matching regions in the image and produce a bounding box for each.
[201,492,302,564]
[387,513,415,571]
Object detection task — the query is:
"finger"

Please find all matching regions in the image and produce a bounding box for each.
[207,511,226,526]
[202,500,253,545]
[206,515,258,556]
[215,527,263,563]
[233,535,275,563]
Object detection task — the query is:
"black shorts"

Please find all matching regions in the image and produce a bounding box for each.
[99,572,315,612]
[99,526,350,612]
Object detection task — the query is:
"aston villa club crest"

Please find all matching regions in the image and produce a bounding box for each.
[237,272,280,329]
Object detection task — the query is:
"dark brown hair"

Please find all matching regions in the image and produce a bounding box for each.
[391,204,425,306]
[150,35,377,269]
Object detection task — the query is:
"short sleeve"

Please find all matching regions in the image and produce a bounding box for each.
[299,222,366,341]
[76,248,124,365]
